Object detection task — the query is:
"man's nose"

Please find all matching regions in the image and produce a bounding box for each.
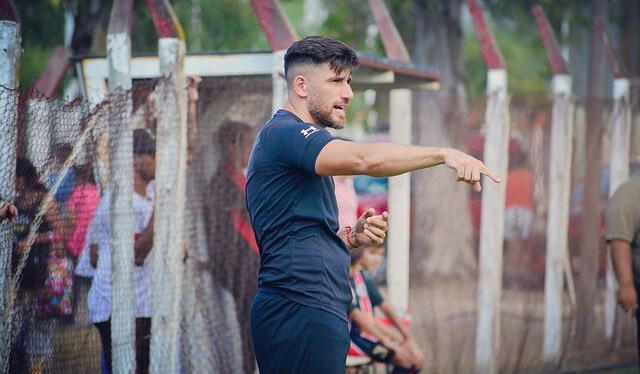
[342,83,354,101]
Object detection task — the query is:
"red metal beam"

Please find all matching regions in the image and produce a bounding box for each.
[144,0,185,40]
[0,0,19,23]
[32,46,72,98]
[532,5,568,75]
[367,0,411,62]
[596,19,627,79]
[108,0,134,35]
[358,54,438,81]
[467,0,504,69]
[250,0,297,51]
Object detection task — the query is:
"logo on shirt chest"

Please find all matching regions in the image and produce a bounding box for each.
[300,126,320,138]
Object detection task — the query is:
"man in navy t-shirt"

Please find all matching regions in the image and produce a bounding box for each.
[247,36,500,374]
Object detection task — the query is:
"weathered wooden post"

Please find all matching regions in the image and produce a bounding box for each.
[106,0,137,372]
[533,5,576,365]
[388,89,412,312]
[0,6,20,372]
[145,0,188,371]
[600,21,632,344]
[366,0,413,312]
[467,1,510,373]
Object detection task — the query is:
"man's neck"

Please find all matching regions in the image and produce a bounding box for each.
[134,175,148,196]
[282,100,317,126]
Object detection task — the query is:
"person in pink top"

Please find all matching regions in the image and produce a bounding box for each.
[66,163,100,258]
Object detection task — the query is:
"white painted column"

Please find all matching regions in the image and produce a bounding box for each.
[107,31,137,374]
[272,50,287,114]
[150,37,188,373]
[543,74,574,363]
[387,88,412,312]
[0,20,20,374]
[475,69,510,374]
[605,77,631,341]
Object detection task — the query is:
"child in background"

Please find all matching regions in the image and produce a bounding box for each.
[348,245,424,374]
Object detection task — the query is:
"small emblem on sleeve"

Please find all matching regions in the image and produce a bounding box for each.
[300,126,320,138]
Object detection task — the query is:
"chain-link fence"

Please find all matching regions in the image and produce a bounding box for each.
[2,73,640,374]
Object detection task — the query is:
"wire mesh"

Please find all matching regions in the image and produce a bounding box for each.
[1,73,640,374]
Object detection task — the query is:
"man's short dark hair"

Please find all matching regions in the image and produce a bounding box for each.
[133,129,156,155]
[284,36,359,80]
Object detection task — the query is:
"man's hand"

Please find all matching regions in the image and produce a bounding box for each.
[618,283,638,315]
[0,202,18,221]
[353,208,388,247]
[443,149,501,192]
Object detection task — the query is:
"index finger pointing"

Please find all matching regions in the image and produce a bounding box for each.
[480,166,501,183]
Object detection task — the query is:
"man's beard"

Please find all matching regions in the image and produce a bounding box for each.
[308,97,342,129]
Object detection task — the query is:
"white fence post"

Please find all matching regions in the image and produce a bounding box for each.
[543,74,574,364]
[150,37,188,373]
[107,1,136,370]
[272,50,287,115]
[387,88,412,312]
[0,19,21,374]
[604,77,632,342]
[475,68,510,374]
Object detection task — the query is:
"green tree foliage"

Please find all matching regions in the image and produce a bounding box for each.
[15,0,65,87]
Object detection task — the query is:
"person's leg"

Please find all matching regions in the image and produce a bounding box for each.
[94,320,112,373]
[251,291,349,374]
[305,305,350,373]
[135,317,151,374]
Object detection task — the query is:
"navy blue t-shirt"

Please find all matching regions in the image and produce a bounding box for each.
[246,110,352,321]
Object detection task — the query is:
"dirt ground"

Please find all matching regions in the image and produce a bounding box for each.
[394,279,637,374]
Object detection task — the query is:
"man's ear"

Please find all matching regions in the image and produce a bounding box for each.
[293,74,308,99]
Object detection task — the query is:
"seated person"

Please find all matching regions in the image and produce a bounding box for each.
[348,245,424,374]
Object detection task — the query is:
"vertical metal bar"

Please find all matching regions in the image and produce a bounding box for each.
[605,78,632,341]
[543,74,574,364]
[150,37,187,373]
[387,88,412,312]
[475,69,509,374]
[107,0,136,371]
[0,19,20,374]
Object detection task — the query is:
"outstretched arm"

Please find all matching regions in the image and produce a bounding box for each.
[316,140,500,192]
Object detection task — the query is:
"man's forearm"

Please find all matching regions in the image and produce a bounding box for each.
[357,143,447,177]
[610,240,634,286]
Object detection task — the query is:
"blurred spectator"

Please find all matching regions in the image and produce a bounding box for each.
[66,163,100,258]
[504,149,534,285]
[334,174,358,231]
[85,129,156,374]
[606,175,640,363]
[204,120,258,374]
[10,157,66,373]
[348,245,424,373]
[47,143,76,208]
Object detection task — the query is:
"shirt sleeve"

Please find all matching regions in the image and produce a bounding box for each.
[263,122,334,175]
[606,184,639,244]
[364,273,384,307]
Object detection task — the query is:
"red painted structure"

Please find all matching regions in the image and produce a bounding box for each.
[250,0,297,51]
[32,47,72,98]
[144,0,185,40]
[0,0,19,23]
[597,20,628,79]
[467,0,504,70]
[250,0,439,82]
[367,0,411,62]
[532,5,568,75]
